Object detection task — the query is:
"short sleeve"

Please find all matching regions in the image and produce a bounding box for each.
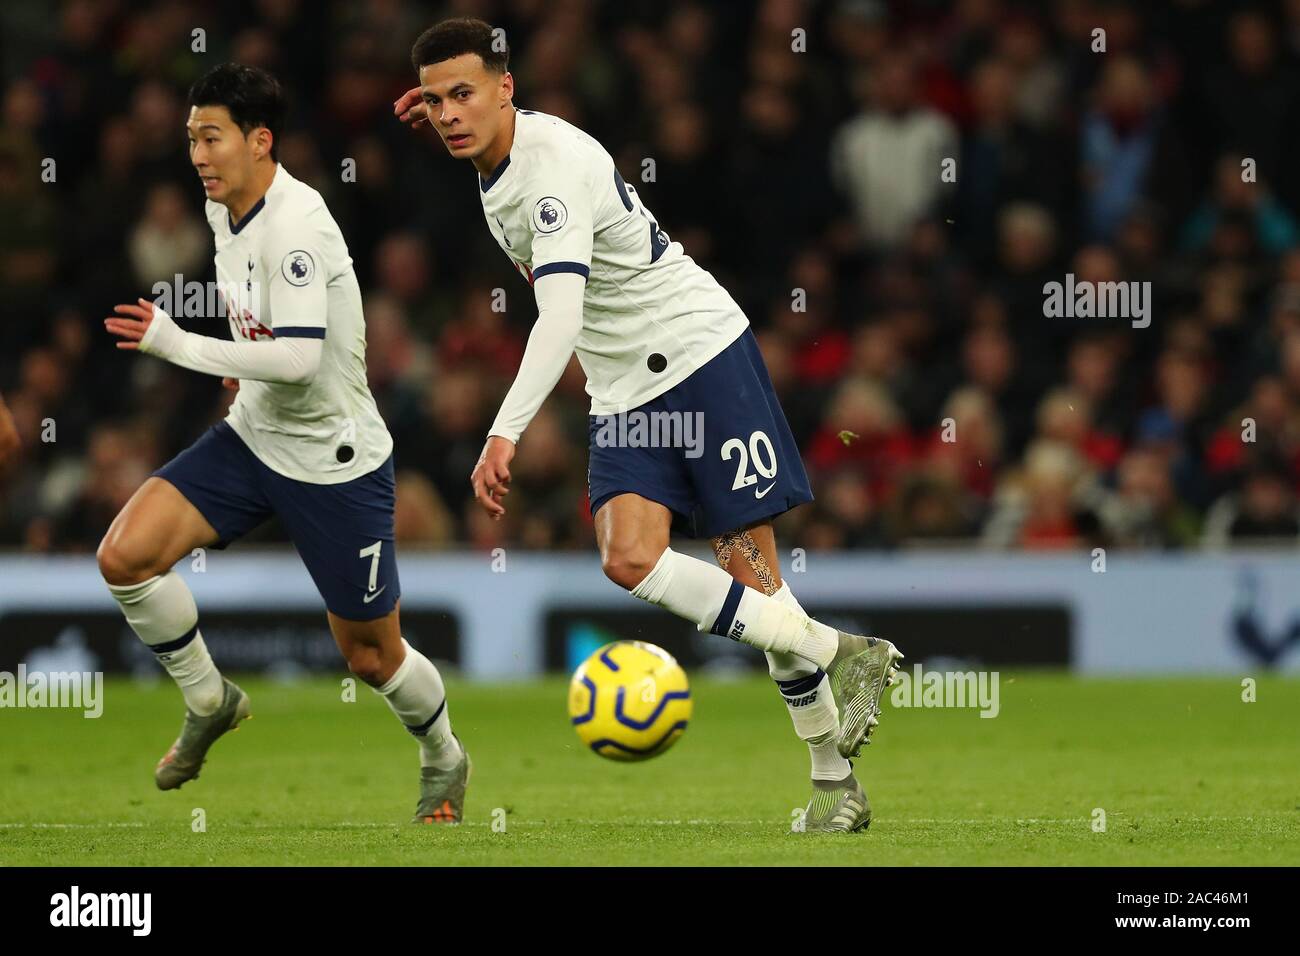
[525,163,593,282]
[263,219,329,339]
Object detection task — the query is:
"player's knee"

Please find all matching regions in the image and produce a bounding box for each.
[96,535,159,587]
[345,646,386,686]
[601,545,659,592]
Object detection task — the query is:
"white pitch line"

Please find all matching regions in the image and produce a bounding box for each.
[0,822,148,829]
[0,815,1288,830]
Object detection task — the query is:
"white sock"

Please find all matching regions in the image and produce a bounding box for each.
[108,572,224,716]
[630,548,839,667]
[374,638,461,770]
[770,582,851,781]
[808,732,851,781]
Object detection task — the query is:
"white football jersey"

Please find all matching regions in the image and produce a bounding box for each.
[205,164,392,484]
[478,108,750,415]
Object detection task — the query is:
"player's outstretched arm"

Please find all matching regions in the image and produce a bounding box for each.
[469,271,586,518]
[486,272,585,444]
[105,299,322,386]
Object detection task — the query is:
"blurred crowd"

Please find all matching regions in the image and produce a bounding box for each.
[3,0,1300,553]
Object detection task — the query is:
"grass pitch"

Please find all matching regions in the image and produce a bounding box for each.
[1,672,1296,866]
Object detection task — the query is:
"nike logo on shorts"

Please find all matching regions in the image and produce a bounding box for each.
[363,585,388,604]
[755,482,776,499]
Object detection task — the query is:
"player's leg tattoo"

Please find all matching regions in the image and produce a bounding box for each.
[710,529,780,596]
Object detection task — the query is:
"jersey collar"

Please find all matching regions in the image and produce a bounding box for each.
[229,163,285,234]
[228,196,265,234]
[479,108,528,193]
[479,154,511,193]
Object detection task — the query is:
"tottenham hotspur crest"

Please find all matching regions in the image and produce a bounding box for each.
[281,250,316,286]
[531,196,568,234]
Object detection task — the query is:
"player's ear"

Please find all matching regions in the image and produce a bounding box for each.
[252,126,273,161]
[500,70,513,107]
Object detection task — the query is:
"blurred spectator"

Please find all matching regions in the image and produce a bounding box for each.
[51,423,156,549]
[1033,386,1124,473]
[128,183,209,286]
[1080,55,1187,242]
[921,385,1004,503]
[996,13,1067,131]
[983,439,1106,550]
[1065,333,1132,436]
[1204,375,1300,494]
[394,470,455,547]
[884,468,980,544]
[1203,456,1300,546]
[372,232,444,334]
[806,377,914,503]
[1136,348,1215,507]
[955,55,1072,254]
[1201,9,1300,215]
[1102,445,1201,548]
[0,141,57,317]
[955,321,1037,459]
[831,51,958,249]
[1180,154,1299,257]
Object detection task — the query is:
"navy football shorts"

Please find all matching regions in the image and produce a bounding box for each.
[588,327,814,538]
[153,421,400,621]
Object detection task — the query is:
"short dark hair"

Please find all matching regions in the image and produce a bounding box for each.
[410,17,508,74]
[188,63,285,161]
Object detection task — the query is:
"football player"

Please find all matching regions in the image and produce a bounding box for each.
[395,19,902,832]
[102,63,468,824]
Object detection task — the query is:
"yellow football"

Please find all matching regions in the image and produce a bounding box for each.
[567,640,693,761]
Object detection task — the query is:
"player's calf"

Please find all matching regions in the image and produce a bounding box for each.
[101,498,226,719]
[340,622,467,823]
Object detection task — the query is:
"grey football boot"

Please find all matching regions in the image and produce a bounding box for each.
[826,634,904,758]
[412,735,471,825]
[798,771,872,833]
[154,677,252,790]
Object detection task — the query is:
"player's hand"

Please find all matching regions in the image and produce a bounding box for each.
[471,435,515,520]
[393,86,431,130]
[103,298,156,350]
[222,378,240,391]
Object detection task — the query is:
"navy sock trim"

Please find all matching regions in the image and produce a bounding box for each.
[149,623,199,655]
[405,697,448,737]
[709,580,746,636]
[775,669,825,697]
